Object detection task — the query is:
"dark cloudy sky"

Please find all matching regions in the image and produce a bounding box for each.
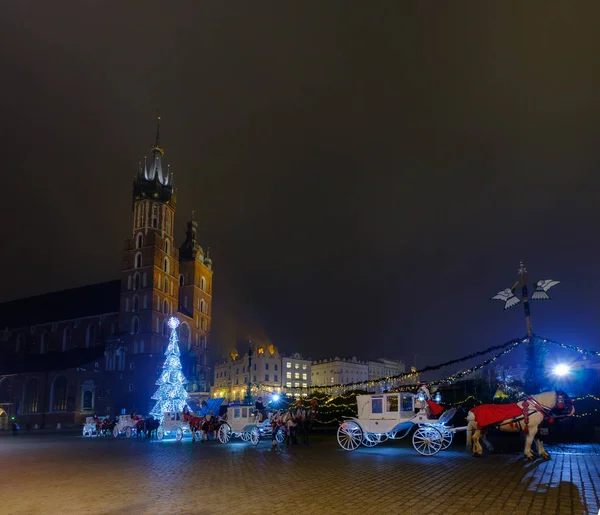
[2,1,600,368]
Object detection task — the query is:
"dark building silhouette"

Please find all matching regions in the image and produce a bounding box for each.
[0,119,213,429]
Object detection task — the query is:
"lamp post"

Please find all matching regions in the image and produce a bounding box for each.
[244,341,253,406]
[492,262,559,393]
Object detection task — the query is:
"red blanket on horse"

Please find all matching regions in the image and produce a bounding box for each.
[470,403,523,429]
[426,401,444,416]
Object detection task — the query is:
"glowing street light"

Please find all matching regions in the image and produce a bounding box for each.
[552,364,571,377]
[272,394,280,402]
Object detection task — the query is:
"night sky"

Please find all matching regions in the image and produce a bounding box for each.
[3,2,600,370]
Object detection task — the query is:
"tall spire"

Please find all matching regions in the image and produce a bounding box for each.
[155,109,161,148]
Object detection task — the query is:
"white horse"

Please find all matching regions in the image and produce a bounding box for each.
[466,390,574,460]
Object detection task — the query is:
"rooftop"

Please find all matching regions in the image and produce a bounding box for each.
[0,280,121,329]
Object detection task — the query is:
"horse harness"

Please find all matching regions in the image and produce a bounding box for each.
[492,396,560,434]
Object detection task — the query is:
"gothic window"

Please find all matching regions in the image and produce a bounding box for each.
[179,274,184,286]
[163,299,168,314]
[134,273,140,290]
[162,321,169,336]
[62,327,70,351]
[127,275,132,290]
[165,239,170,254]
[132,295,139,312]
[143,295,148,309]
[136,233,143,249]
[180,323,191,351]
[200,335,207,349]
[199,299,205,314]
[166,210,172,235]
[85,325,95,348]
[23,379,38,412]
[152,204,158,229]
[135,252,142,269]
[200,277,206,291]
[40,332,48,354]
[164,277,168,293]
[184,296,188,309]
[52,376,68,411]
[125,298,130,312]
[131,317,139,335]
[164,258,169,273]
[143,273,148,288]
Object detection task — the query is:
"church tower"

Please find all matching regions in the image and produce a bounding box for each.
[178,212,213,392]
[119,115,181,411]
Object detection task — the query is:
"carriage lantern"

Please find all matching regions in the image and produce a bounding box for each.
[416,393,426,402]
[434,392,442,403]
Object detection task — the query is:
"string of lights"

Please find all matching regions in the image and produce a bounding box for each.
[538,336,600,357]
[309,336,527,394]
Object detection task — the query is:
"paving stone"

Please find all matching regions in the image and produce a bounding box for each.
[0,434,598,514]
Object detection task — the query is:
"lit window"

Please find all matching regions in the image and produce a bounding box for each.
[302,383,307,388]
[302,373,307,380]
[295,364,299,369]
[286,372,291,379]
[286,363,291,368]
[294,382,300,387]
[302,364,307,370]
[294,373,299,379]
[286,382,292,388]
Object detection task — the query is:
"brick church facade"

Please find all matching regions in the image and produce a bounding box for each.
[0,119,213,429]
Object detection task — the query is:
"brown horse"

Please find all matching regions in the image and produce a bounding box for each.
[466,390,574,460]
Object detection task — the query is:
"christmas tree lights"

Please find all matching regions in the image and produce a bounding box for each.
[150,317,189,422]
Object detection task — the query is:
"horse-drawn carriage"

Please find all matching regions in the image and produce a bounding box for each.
[156,398,225,441]
[112,414,145,438]
[82,416,107,437]
[337,392,456,456]
[217,405,285,445]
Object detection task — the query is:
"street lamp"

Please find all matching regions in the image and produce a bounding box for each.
[492,262,560,392]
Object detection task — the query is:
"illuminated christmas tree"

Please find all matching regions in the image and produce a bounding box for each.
[150,317,189,422]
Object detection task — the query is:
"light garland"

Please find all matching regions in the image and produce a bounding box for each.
[309,336,527,395]
[538,336,600,357]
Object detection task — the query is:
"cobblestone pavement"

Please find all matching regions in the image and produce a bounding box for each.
[1,433,599,515]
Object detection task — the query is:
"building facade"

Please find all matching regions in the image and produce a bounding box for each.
[311,357,369,386]
[367,358,406,381]
[0,119,213,429]
[211,347,312,402]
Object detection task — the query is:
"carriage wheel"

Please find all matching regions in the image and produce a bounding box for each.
[112,426,119,438]
[240,431,250,442]
[275,427,285,444]
[83,429,91,437]
[125,427,132,439]
[362,433,380,447]
[250,427,260,446]
[412,426,443,456]
[441,429,454,450]
[218,424,232,444]
[337,421,363,451]
[157,426,164,440]
[176,428,183,441]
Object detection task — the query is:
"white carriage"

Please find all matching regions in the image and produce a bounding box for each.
[112,415,143,438]
[217,405,285,446]
[337,393,456,456]
[157,411,194,441]
[82,416,107,437]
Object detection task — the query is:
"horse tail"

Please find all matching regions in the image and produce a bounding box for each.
[466,411,475,450]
